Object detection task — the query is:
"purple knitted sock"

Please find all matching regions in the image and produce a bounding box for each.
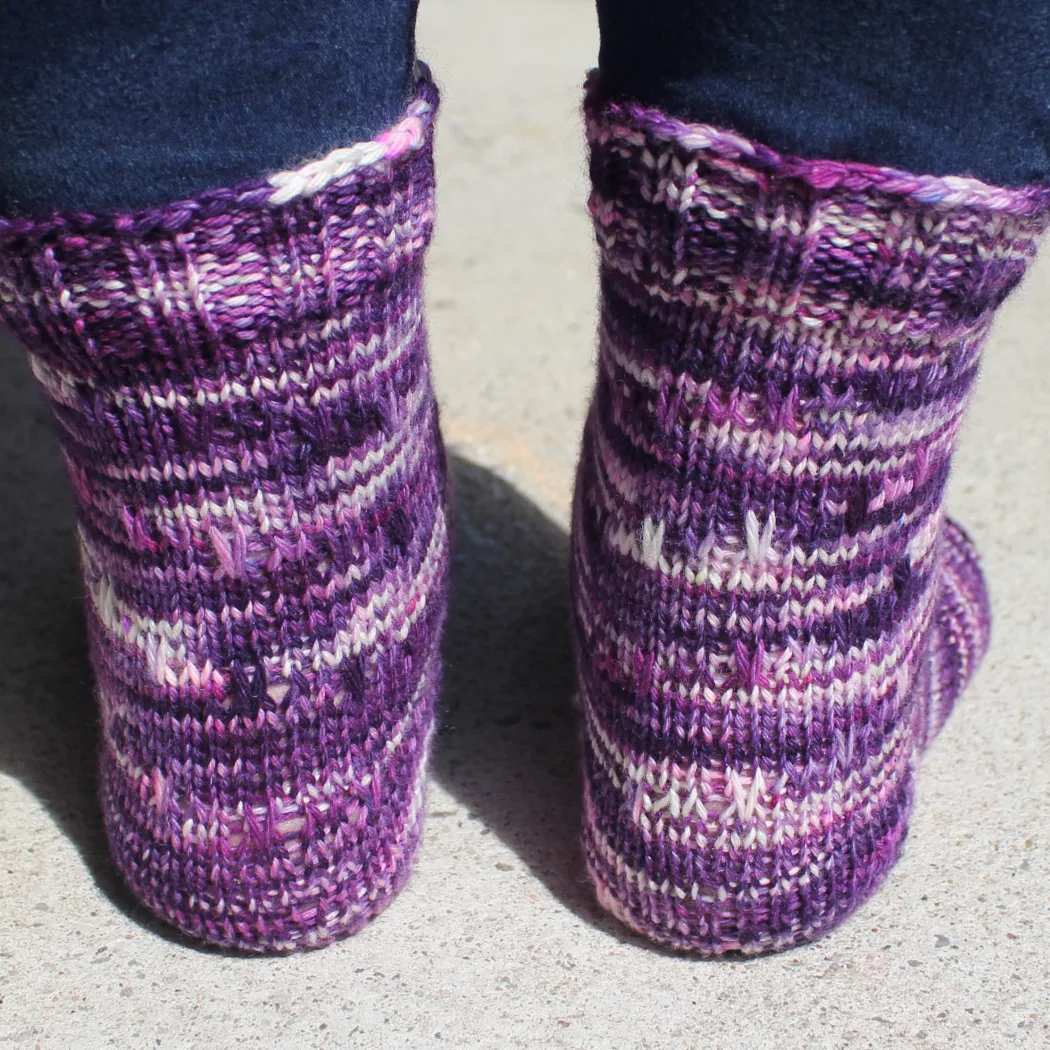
[0,67,447,951]
[572,75,1049,954]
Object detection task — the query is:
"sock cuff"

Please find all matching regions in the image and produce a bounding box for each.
[585,69,1048,400]
[584,69,1050,218]
[0,63,438,242]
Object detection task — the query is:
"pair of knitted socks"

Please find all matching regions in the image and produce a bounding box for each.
[1,65,1045,953]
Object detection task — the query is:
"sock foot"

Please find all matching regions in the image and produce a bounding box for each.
[923,518,992,747]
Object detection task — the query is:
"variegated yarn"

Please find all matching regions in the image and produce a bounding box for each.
[572,72,1049,953]
[0,66,447,951]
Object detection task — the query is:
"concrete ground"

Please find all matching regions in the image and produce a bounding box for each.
[2,2,1048,1047]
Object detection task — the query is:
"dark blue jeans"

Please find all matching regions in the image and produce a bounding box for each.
[0,0,419,215]
[597,0,1050,188]
[2,0,1048,216]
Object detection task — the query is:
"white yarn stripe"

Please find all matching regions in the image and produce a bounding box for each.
[267,97,433,205]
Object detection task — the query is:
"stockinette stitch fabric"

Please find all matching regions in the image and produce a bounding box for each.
[0,66,447,951]
[573,73,1049,954]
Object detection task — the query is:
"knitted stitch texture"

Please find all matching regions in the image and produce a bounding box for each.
[573,74,1049,954]
[0,67,446,951]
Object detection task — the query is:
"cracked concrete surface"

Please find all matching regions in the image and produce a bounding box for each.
[1,2,1048,1047]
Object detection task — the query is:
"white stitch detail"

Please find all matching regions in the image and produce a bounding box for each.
[640,516,665,570]
[745,510,776,564]
[267,98,432,205]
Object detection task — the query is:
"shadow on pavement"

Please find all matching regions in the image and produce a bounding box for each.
[435,452,624,936]
[0,331,624,948]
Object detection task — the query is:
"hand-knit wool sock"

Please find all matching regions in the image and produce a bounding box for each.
[0,66,447,952]
[572,75,1049,954]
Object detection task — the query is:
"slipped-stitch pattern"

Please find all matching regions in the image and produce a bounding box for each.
[0,66,446,952]
[573,73,1049,954]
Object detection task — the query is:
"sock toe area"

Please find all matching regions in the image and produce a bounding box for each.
[924,517,992,745]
